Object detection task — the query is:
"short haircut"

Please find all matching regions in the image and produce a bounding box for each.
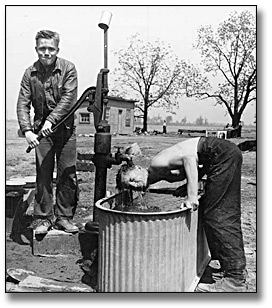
[35,30,60,46]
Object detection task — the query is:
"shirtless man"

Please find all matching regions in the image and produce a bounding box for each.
[119,137,247,292]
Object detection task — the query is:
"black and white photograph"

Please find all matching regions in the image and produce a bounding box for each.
[4,3,258,298]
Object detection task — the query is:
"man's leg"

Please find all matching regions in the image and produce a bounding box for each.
[34,137,55,234]
[196,144,247,292]
[54,126,79,232]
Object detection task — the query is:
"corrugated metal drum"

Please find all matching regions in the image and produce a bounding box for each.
[95,192,210,292]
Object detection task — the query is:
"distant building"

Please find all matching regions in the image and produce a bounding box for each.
[75,96,137,135]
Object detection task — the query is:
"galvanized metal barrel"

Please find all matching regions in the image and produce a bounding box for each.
[95,192,210,292]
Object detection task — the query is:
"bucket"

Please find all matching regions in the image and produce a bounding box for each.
[95,190,210,292]
[6,180,25,218]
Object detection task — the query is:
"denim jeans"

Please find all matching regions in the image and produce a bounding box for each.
[197,137,246,274]
[34,125,79,221]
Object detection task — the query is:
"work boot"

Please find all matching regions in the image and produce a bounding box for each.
[33,218,52,235]
[55,218,79,233]
[200,266,225,283]
[212,268,225,281]
[195,276,248,292]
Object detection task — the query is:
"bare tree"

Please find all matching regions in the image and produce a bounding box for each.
[111,34,186,132]
[186,10,256,127]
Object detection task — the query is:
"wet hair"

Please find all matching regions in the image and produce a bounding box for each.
[35,30,60,46]
[116,164,148,191]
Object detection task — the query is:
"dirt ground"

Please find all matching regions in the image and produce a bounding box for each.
[5,121,256,292]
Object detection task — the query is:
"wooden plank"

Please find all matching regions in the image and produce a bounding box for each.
[76,161,94,172]
[77,152,94,161]
[18,276,94,292]
[6,282,42,292]
[178,129,206,134]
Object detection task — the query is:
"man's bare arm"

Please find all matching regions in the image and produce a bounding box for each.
[182,155,199,211]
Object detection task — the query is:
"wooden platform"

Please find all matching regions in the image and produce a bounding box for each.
[33,229,81,256]
[32,228,98,257]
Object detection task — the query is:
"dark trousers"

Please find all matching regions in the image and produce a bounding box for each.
[34,125,78,221]
[197,137,246,274]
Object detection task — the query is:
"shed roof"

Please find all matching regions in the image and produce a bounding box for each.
[77,95,138,110]
[107,96,138,103]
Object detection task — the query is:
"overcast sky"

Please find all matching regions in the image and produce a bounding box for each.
[5,4,256,125]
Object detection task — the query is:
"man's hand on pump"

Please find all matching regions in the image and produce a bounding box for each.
[25,131,40,149]
[40,120,53,137]
[25,120,53,150]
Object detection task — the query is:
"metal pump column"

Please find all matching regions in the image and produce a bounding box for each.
[93,11,112,221]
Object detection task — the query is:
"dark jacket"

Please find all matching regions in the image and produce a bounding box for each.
[17,57,78,134]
